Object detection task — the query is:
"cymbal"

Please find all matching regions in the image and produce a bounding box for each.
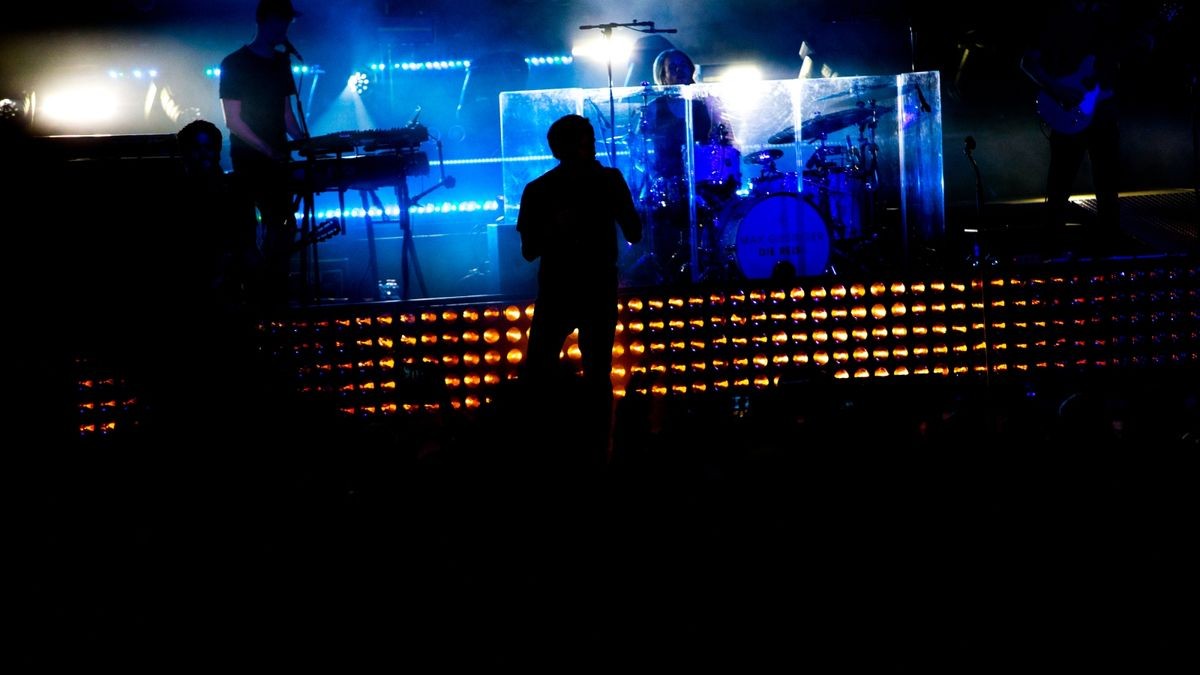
[800,106,893,138]
[767,104,894,144]
[743,148,783,165]
[812,82,896,102]
[609,83,673,104]
[611,90,658,104]
[767,125,795,145]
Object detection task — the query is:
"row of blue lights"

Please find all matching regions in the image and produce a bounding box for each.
[525,56,572,66]
[369,60,470,72]
[205,55,571,78]
[204,65,317,78]
[108,69,158,79]
[311,200,501,220]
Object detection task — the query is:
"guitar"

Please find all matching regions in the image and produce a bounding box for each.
[294,217,342,252]
[1034,2,1181,135]
[1034,54,1113,135]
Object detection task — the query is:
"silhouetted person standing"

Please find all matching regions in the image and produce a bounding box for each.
[517,114,642,467]
[176,119,260,311]
[219,0,308,309]
[1020,1,1169,254]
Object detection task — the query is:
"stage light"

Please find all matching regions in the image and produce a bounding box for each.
[571,34,635,64]
[40,85,119,127]
[698,63,763,83]
[348,71,369,95]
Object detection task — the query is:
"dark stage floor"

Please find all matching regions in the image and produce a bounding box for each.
[25,363,1198,670]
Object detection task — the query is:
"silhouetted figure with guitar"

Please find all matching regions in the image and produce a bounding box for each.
[1021,1,1176,254]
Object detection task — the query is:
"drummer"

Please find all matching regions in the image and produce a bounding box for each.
[645,50,707,179]
[636,49,737,282]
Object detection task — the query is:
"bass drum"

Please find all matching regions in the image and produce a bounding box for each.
[718,193,831,279]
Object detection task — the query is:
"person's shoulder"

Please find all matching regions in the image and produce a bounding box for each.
[524,169,556,190]
[220,45,248,60]
[596,163,629,179]
[219,45,251,68]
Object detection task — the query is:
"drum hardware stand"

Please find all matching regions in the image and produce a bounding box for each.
[627,81,675,286]
[846,100,885,272]
[800,137,854,274]
[963,135,1002,270]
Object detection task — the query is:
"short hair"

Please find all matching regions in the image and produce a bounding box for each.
[256,0,301,23]
[653,49,695,85]
[177,119,222,149]
[546,114,594,160]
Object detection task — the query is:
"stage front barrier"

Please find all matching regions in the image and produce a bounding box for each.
[498,72,944,287]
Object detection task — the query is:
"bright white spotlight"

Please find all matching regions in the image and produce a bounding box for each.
[699,63,764,83]
[40,86,119,127]
[571,34,635,64]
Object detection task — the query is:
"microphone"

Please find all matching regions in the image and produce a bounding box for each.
[283,39,303,63]
[964,136,976,153]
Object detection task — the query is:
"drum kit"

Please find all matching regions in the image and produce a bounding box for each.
[624,94,891,284]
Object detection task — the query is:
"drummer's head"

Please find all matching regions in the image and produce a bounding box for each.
[547,114,596,162]
[653,49,696,86]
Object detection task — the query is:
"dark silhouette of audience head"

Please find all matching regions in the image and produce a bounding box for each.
[177,119,224,177]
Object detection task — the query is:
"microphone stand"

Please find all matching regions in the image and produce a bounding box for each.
[965,136,984,222]
[964,135,997,271]
[579,21,677,168]
[964,135,992,389]
[400,138,455,300]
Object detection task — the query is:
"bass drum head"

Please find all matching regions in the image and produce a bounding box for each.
[718,193,830,279]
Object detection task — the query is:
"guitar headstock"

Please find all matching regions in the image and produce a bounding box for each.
[313,219,341,244]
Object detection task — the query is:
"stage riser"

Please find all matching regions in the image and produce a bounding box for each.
[76,255,1200,440]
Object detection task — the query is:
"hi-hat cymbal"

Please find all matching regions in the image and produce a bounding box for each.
[743,148,784,165]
